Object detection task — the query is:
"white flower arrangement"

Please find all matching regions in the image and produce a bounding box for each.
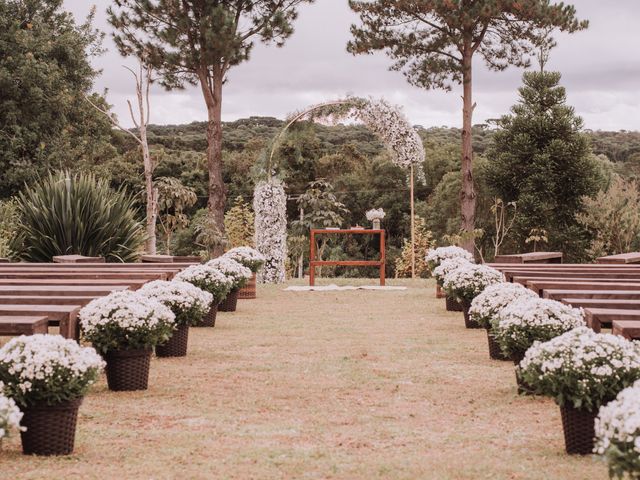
[469,282,539,329]
[0,335,104,407]
[492,297,585,358]
[365,208,386,221]
[254,179,288,284]
[595,379,640,476]
[79,290,176,354]
[354,98,425,178]
[432,257,472,285]
[519,327,640,411]
[207,257,253,290]
[0,387,23,439]
[425,246,474,271]
[138,280,213,327]
[223,246,266,273]
[441,263,504,303]
[174,264,234,302]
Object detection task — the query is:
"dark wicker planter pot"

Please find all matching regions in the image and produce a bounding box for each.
[219,288,240,312]
[238,273,257,300]
[156,324,189,357]
[560,404,598,455]
[445,295,463,312]
[105,348,152,391]
[195,303,218,327]
[462,301,481,329]
[512,352,535,395]
[486,329,509,361]
[20,397,83,456]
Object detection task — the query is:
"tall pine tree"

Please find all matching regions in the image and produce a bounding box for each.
[348,0,587,251]
[486,69,602,259]
[108,1,313,242]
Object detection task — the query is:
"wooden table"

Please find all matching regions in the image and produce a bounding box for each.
[309,229,385,286]
[494,252,563,264]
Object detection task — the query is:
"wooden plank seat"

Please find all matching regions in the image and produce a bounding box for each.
[543,289,640,301]
[0,271,169,280]
[0,278,148,289]
[584,308,640,333]
[0,262,195,269]
[0,316,49,336]
[525,280,640,296]
[612,321,640,340]
[493,252,563,264]
[0,285,128,296]
[140,255,201,263]
[0,305,81,339]
[0,296,96,306]
[562,298,640,310]
[503,270,640,282]
[597,253,640,264]
[53,255,105,263]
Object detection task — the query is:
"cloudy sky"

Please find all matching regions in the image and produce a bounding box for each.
[65,0,640,131]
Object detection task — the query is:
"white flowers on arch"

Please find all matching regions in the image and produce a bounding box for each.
[254,97,425,284]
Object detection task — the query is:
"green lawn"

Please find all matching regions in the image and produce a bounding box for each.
[1,279,608,479]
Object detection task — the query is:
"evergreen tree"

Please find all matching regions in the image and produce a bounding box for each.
[0,0,114,197]
[486,70,602,259]
[108,1,313,244]
[347,0,587,251]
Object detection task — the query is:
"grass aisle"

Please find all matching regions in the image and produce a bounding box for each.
[2,279,607,479]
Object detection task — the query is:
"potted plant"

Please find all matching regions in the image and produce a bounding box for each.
[0,335,104,455]
[365,208,385,230]
[469,282,538,360]
[207,257,253,312]
[174,264,234,327]
[441,263,504,327]
[520,327,640,454]
[595,380,640,478]
[0,386,23,449]
[432,257,473,312]
[79,290,175,391]
[493,298,585,393]
[223,246,266,300]
[138,280,213,357]
[425,246,474,272]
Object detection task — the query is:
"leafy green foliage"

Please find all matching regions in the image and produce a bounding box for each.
[0,0,116,197]
[12,171,144,262]
[394,218,435,278]
[155,176,198,255]
[0,199,19,258]
[486,70,603,260]
[224,196,255,248]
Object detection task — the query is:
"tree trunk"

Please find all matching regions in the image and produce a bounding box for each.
[460,48,476,253]
[199,68,227,257]
[141,133,157,255]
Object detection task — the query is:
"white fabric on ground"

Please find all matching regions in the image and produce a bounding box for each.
[284,285,407,292]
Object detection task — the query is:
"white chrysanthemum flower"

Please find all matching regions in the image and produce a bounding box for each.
[206,257,253,289]
[365,208,385,221]
[469,282,538,329]
[223,247,266,273]
[425,246,474,271]
[0,391,23,438]
[138,280,213,326]
[441,263,504,303]
[174,264,234,302]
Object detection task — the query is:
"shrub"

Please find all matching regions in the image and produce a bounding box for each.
[223,247,265,273]
[469,282,538,329]
[492,298,585,358]
[595,380,640,478]
[224,196,255,249]
[520,327,640,411]
[12,171,144,262]
[0,335,104,407]
[174,264,234,303]
[79,291,175,354]
[441,263,504,303]
[206,257,253,289]
[432,257,472,286]
[395,218,435,278]
[138,280,213,327]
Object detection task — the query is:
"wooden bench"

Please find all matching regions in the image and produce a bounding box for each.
[584,308,640,333]
[612,321,640,340]
[493,252,563,264]
[0,278,148,289]
[561,298,640,310]
[0,305,81,339]
[597,253,640,264]
[0,316,49,336]
[543,289,640,301]
[0,285,128,297]
[53,255,105,263]
[523,279,640,296]
[503,270,640,282]
[0,271,169,280]
[0,296,96,306]
[140,255,201,263]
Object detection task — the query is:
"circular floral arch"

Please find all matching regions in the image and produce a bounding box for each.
[253,97,425,284]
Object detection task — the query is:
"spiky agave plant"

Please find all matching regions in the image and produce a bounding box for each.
[12,171,144,262]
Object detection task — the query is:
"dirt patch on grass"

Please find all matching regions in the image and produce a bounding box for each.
[1,279,607,479]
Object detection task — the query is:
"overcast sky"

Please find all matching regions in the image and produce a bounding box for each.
[65,0,640,131]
